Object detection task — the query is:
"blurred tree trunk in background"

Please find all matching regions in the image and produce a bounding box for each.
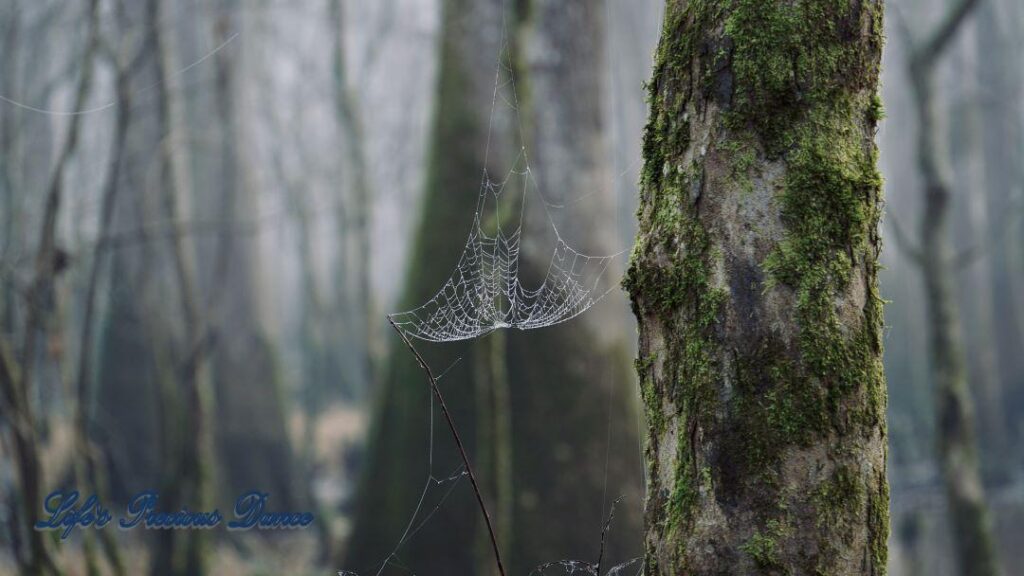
[95,0,167,503]
[976,0,1024,461]
[1005,0,1024,465]
[278,136,341,561]
[345,0,504,571]
[508,0,642,570]
[346,0,640,573]
[2,2,101,574]
[625,1,888,573]
[208,2,298,512]
[0,1,19,334]
[904,0,1000,574]
[330,0,376,401]
[70,5,134,573]
[946,19,1009,485]
[1013,0,1024,465]
[149,0,216,571]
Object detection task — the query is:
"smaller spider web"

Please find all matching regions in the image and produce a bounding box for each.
[390,152,624,343]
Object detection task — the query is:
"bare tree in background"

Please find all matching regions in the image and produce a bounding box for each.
[347,0,642,573]
[0,2,101,574]
[974,0,1024,464]
[207,0,298,513]
[345,0,508,568]
[509,0,643,569]
[330,0,376,397]
[69,4,137,575]
[894,0,1002,573]
[147,0,219,571]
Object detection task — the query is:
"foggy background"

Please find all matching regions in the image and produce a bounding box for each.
[0,0,1020,574]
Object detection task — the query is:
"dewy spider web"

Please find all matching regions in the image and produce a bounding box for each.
[389,175,623,342]
[388,24,623,344]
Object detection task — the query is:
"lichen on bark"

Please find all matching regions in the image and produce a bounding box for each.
[624,1,889,573]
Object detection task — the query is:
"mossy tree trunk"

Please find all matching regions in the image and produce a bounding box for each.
[624,1,889,574]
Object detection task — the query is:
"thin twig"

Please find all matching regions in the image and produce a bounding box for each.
[913,0,984,69]
[596,495,624,576]
[886,211,924,265]
[387,315,506,576]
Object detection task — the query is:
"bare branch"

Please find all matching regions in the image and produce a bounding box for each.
[953,245,981,269]
[90,216,263,251]
[596,495,625,576]
[912,0,984,69]
[888,0,917,51]
[886,211,924,265]
[386,316,507,576]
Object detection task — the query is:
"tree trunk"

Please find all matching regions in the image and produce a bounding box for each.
[330,0,375,399]
[624,1,889,574]
[344,0,504,571]
[149,0,216,571]
[945,20,1009,485]
[71,11,133,573]
[208,4,297,512]
[509,0,643,569]
[6,2,101,573]
[95,0,168,503]
[903,0,1000,573]
[894,0,1002,573]
[0,1,20,334]
[975,0,1024,465]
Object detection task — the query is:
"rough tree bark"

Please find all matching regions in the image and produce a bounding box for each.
[624,1,889,574]
[901,0,1001,574]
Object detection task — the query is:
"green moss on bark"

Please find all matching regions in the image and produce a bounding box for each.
[741,519,790,571]
[725,0,884,151]
[624,164,727,543]
[627,0,888,572]
[723,0,887,489]
[868,471,891,569]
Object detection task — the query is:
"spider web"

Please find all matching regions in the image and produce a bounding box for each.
[389,171,622,343]
[388,22,623,344]
[344,5,642,576]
